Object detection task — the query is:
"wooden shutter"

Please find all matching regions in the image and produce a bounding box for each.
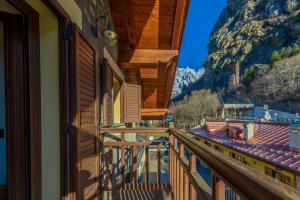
[71,24,100,200]
[102,63,113,126]
[121,83,141,123]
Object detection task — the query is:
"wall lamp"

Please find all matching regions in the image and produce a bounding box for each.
[92,15,117,46]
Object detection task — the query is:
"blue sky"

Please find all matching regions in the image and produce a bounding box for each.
[178,0,226,69]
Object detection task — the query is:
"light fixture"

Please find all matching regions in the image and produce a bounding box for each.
[92,15,117,46]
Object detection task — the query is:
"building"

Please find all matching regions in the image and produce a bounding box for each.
[1,0,300,200]
[219,103,255,119]
[220,103,299,121]
[190,120,300,190]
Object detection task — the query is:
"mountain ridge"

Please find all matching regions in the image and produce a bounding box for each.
[171,67,204,99]
[172,0,300,112]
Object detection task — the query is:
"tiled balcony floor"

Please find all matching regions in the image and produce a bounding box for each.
[102,189,171,200]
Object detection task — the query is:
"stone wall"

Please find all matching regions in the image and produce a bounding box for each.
[74,0,118,61]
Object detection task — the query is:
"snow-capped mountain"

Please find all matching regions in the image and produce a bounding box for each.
[172,67,205,99]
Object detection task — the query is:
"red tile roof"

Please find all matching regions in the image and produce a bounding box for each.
[190,121,300,174]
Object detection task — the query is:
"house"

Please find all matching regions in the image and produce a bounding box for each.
[0,0,188,199]
[190,120,300,190]
[0,0,299,200]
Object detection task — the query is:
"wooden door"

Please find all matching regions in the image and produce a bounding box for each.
[70,24,100,200]
[0,12,31,200]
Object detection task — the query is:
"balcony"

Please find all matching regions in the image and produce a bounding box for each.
[99,128,300,200]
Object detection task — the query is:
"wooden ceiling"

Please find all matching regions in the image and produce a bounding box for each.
[109,0,190,119]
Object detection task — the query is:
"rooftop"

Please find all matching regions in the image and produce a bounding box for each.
[190,121,300,174]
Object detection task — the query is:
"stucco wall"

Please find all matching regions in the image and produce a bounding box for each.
[57,0,82,29]
[74,0,118,61]
[199,137,300,189]
[25,1,60,199]
[113,78,121,123]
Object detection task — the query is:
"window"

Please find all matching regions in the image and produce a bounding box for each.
[277,172,291,185]
[204,141,211,146]
[214,145,223,152]
[229,152,237,159]
[240,156,247,164]
[265,167,291,185]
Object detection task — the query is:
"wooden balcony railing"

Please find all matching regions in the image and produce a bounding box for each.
[99,128,300,200]
[100,128,169,191]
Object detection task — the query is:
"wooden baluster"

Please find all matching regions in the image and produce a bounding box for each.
[144,132,149,190]
[132,146,138,188]
[108,146,113,190]
[189,153,197,200]
[213,175,225,200]
[184,172,189,200]
[99,133,104,190]
[175,138,180,200]
[121,132,125,185]
[169,135,174,195]
[190,184,196,200]
[179,144,184,200]
[157,143,161,187]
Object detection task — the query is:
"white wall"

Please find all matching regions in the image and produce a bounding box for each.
[0,21,7,186]
[26,1,60,199]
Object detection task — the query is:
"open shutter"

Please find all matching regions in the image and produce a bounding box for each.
[70,24,100,200]
[121,83,141,123]
[102,63,113,126]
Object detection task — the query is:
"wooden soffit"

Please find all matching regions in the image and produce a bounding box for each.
[110,0,190,119]
[109,0,190,50]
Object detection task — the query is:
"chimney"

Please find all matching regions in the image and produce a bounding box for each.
[289,122,300,153]
[244,122,255,140]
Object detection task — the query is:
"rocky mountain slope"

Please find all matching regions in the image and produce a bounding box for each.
[171,67,204,98]
[174,0,300,112]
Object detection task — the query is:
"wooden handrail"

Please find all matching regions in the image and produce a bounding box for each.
[169,128,300,200]
[100,127,168,134]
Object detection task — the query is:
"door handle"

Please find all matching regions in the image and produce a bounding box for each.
[0,129,4,138]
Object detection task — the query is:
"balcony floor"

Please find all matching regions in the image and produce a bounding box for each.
[102,189,172,200]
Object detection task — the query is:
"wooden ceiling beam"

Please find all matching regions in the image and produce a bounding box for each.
[141,108,169,118]
[120,0,138,48]
[119,48,179,67]
[163,56,178,108]
[120,63,157,69]
[135,69,145,107]
[171,0,190,50]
